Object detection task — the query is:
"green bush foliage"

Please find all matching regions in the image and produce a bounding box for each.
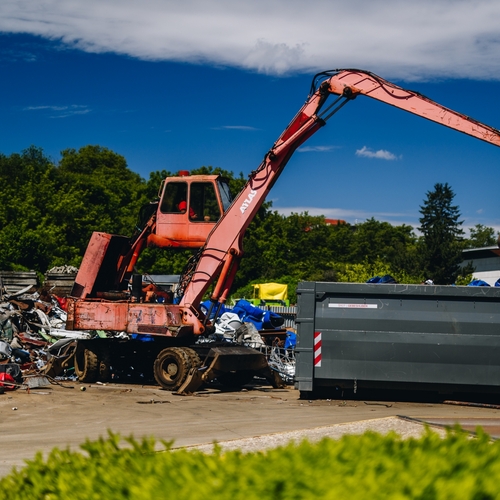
[2,428,500,499]
[334,258,424,285]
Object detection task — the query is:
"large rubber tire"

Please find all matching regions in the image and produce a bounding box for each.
[183,348,202,370]
[153,347,192,391]
[74,343,99,383]
[98,346,111,382]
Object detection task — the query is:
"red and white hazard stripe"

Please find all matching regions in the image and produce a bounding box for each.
[314,331,322,368]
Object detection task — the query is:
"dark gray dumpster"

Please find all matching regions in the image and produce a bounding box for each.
[295,282,500,396]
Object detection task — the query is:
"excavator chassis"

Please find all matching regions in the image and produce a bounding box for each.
[66,296,276,392]
[71,337,275,393]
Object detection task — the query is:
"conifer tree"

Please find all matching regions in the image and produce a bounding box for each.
[418,183,464,284]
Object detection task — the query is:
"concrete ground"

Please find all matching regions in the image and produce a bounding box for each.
[1,379,499,477]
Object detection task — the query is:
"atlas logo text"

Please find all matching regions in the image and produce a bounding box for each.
[240,189,257,213]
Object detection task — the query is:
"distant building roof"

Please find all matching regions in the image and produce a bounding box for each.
[462,245,500,260]
[461,245,500,286]
[324,219,347,226]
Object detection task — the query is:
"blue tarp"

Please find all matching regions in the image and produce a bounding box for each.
[130,334,155,342]
[285,331,297,349]
[231,299,285,330]
[367,275,397,284]
[467,279,491,287]
[200,300,230,319]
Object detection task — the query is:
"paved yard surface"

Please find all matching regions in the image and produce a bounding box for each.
[2,380,499,476]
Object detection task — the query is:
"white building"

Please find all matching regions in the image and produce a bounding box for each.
[461,246,500,286]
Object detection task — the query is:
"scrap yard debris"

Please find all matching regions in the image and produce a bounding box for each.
[0,283,85,391]
[0,276,296,392]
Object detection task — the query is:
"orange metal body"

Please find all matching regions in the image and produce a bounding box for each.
[66,300,184,336]
[68,69,500,338]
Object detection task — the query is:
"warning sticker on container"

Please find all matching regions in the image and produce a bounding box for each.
[314,331,322,368]
[328,303,378,309]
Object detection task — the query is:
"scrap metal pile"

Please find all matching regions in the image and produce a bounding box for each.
[203,299,297,385]
[0,284,88,392]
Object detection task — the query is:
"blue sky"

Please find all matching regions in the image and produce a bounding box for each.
[1,1,499,234]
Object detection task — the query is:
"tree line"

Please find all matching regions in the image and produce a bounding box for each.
[0,146,497,302]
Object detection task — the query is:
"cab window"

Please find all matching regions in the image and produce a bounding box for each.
[159,182,188,214]
[190,182,221,222]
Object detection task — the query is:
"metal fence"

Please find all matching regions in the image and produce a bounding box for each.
[0,271,38,295]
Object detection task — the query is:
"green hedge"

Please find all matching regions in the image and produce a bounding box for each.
[1,428,499,499]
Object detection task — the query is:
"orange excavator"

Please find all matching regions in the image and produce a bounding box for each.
[66,69,500,392]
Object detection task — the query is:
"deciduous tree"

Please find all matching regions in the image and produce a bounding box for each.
[466,224,498,249]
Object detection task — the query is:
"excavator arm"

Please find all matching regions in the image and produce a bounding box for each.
[317,69,500,145]
[179,68,500,321]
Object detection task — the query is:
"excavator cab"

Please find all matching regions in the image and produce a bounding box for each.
[155,172,233,248]
[71,172,233,300]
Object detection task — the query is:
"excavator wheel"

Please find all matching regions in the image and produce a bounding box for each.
[153,347,193,391]
[98,345,111,382]
[183,347,202,370]
[74,342,99,383]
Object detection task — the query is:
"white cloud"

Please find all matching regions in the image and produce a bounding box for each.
[273,206,500,233]
[356,146,400,160]
[212,125,258,131]
[1,48,37,63]
[25,105,67,111]
[273,205,419,226]
[24,104,91,118]
[1,0,500,80]
[275,206,379,219]
[297,145,337,152]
